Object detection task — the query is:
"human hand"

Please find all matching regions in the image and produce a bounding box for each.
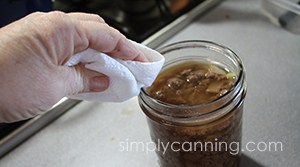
[0,11,147,123]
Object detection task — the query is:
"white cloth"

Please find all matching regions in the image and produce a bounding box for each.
[65,42,165,102]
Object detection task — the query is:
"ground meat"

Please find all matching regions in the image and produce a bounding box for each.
[180,68,192,76]
[147,61,236,105]
[167,78,184,90]
[205,71,217,79]
[186,70,206,83]
[186,74,199,83]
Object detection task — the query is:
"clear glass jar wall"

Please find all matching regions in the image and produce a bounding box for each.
[139,41,247,167]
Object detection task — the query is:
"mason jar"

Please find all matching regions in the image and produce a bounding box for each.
[138,40,246,167]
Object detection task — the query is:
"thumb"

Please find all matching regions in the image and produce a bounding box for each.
[61,64,109,96]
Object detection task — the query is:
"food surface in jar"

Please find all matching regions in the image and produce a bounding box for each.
[147,61,236,105]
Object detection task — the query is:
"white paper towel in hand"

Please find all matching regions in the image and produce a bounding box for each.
[64,42,165,102]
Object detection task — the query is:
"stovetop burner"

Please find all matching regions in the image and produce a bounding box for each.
[53,0,204,42]
[95,1,164,42]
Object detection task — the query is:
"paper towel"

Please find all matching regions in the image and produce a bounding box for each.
[64,42,165,102]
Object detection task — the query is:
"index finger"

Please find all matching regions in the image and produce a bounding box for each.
[67,12,106,23]
[73,20,148,62]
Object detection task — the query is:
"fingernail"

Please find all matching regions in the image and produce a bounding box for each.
[90,76,109,92]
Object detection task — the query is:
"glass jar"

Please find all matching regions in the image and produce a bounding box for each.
[138,41,246,167]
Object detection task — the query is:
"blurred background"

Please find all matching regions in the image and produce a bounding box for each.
[0,0,204,42]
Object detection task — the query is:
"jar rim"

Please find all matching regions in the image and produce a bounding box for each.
[140,40,245,111]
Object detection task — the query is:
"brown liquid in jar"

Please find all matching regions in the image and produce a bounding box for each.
[143,61,242,167]
[147,61,236,105]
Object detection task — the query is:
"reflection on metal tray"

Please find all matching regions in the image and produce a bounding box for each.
[0,0,223,158]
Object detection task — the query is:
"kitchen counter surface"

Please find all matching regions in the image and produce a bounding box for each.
[1,0,300,166]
